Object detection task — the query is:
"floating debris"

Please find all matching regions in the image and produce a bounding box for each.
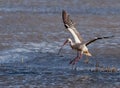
[90,66,118,72]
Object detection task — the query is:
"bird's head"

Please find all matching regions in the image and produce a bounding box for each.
[67,38,72,44]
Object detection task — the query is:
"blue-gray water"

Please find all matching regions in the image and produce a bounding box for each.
[0,0,120,88]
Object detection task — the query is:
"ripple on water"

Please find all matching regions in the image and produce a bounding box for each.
[0,41,63,63]
[0,0,120,87]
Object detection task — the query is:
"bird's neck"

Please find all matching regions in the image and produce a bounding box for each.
[69,41,74,47]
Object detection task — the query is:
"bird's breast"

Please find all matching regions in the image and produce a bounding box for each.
[71,44,82,51]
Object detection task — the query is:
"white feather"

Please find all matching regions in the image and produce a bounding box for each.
[68,28,81,43]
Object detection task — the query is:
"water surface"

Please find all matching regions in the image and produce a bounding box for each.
[0,0,120,88]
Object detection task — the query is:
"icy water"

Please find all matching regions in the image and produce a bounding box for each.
[0,0,120,88]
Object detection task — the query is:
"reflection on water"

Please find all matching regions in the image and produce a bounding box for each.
[0,0,120,87]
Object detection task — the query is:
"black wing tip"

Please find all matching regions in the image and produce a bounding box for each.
[94,35,114,39]
[86,35,114,46]
[62,9,66,13]
[109,35,114,38]
[103,35,114,39]
[62,10,69,28]
[62,9,67,17]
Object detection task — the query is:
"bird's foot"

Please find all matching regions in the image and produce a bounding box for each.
[71,65,77,70]
[69,59,75,65]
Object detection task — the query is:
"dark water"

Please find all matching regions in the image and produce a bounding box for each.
[0,0,120,88]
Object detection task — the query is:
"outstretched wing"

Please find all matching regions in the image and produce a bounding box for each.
[62,10,82,43]
[85,36,114,46]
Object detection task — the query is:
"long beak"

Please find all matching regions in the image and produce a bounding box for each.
[58,40,68,55]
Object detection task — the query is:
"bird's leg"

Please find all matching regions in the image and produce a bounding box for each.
[69,51,80,65]
[71,64,77,70]
[69,52,83,70]
[69,51,80,70]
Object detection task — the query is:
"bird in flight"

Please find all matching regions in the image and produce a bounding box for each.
[58,10,114,65]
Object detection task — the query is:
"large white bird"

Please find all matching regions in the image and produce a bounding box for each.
[58,10,113,65]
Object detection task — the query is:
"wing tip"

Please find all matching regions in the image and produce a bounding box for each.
[103,35,114,39]
[62,10,69,28]
[62,9,67,20]
[62,9,66,14]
